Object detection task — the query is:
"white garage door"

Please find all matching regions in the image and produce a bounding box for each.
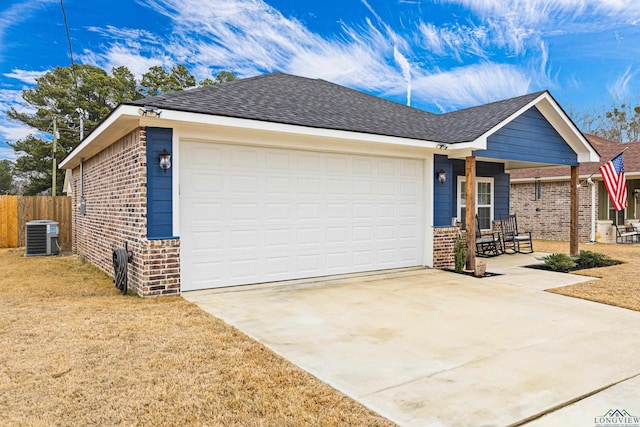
[180,141,424,291]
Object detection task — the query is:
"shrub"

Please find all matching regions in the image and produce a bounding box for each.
[542,253,576,272]
[573,250,615,269]
[454,233,466,273]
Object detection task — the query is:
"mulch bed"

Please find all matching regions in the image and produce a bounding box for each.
[444,269,502,278]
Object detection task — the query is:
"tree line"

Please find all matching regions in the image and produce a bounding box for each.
[2,64,640,195]
[1,64,236,195]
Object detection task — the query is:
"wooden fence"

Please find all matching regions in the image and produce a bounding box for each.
[0,196,72,250]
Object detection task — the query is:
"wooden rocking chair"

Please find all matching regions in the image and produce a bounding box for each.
[499,214,533,254]
[475,215,502,257]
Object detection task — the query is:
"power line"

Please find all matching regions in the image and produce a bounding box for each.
[59,0,82,117]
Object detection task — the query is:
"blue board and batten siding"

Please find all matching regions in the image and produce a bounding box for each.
[146,127,175,240]
[434,154,454,227]
[473,106,578,166]
[434,156,510,227]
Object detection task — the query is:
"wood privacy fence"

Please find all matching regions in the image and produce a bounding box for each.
[0,196,72,250]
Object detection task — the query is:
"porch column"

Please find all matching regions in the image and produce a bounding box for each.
[570,165,579,255]
[465,156,476,271]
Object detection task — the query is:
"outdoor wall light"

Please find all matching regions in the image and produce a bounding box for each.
[437,169,447,184]
[436,143,449,150]
[138,106,161,118]
[159,149,171,173]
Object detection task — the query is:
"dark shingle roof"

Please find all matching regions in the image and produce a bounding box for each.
[127,72,546,144]
[438,91,546,142]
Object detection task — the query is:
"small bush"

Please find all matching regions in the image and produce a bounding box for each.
[542,253,576,272]
[573,250,615,269]
[454,233,466,273]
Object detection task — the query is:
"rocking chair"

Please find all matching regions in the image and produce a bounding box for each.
[475,215,502,257]
[499,214,533,254]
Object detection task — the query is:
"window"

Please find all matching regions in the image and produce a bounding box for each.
[608,198,625,225]
[458,177,494,230]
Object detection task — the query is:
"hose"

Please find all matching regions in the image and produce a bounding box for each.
[112,247,128,295]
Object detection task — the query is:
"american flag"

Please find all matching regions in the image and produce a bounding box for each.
[600,152,627,211]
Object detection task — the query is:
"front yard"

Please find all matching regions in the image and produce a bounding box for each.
[1,241,637,426]
[0,249,394,426]
[534,240,640,311]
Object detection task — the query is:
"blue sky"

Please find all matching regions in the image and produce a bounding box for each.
[1,0,640,161]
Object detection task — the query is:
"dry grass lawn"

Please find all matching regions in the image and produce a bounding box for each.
[0,249,395,426]
[534,240,640,311]
[2,241,637,426]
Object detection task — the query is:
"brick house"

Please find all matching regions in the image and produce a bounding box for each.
[59,73,598,296]
[510,134,640,243]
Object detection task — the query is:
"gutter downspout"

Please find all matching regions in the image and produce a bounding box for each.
[591,182,596,242]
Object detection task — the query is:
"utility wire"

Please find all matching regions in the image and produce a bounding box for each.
[59,0,82,121]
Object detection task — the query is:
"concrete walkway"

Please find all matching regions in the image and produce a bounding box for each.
[184,253,640,426]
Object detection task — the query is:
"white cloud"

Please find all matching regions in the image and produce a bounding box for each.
[608,66,636,101]
[393,46,412,106]
[79,45,167,79]
[410,63,531,111]
[0,88,38,156]
[83,0,409,94]
[0,0,56,44]
[0,144,17,161]
[418,22,489,61]
[3,69,47,84]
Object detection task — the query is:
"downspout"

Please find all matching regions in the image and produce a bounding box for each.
[79,158,86,215]
[591,181,596,242]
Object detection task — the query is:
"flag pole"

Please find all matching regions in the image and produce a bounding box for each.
[579,146,629,187]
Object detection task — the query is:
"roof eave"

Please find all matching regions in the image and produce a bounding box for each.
[60,107,450,169]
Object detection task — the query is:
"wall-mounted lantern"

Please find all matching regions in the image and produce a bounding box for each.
[159,149,171,173]
[437,169,447,184]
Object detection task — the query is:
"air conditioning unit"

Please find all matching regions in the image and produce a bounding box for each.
[25,220,59,256]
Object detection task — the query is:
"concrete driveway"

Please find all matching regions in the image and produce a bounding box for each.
[184,254,640,426]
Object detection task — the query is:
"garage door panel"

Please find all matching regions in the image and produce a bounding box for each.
[230,202,261,221]
[265,176,291,194]
[180,141,424,291]
[265,203,292,221]
[231,175,262,193]
[265,228,293,246]
[183,173,224,198]
[297,227,322,245]
[296,253,324,274]
[231,148,260,168]
[265,151,291,169]
[264,255,292,276]
[327,179,349,196]
[183,202,225,225]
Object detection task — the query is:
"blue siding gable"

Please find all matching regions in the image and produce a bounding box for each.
[146,127,174,240]
[473,106,578,166]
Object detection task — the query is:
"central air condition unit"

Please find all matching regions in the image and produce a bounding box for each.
[25,220,59,256]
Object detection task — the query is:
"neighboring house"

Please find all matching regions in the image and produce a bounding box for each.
[510,134,640,243]
[59,72,598,296]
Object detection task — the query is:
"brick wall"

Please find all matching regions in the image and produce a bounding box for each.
[433,226,460,269]
[71,127,180,296]
[510,180,594,242]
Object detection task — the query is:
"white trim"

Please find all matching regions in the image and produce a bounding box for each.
[172,131,180,238]
[424,158,434,267]
[60,105,464,169]
[510,175,600,183]
[457,176,495,230]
